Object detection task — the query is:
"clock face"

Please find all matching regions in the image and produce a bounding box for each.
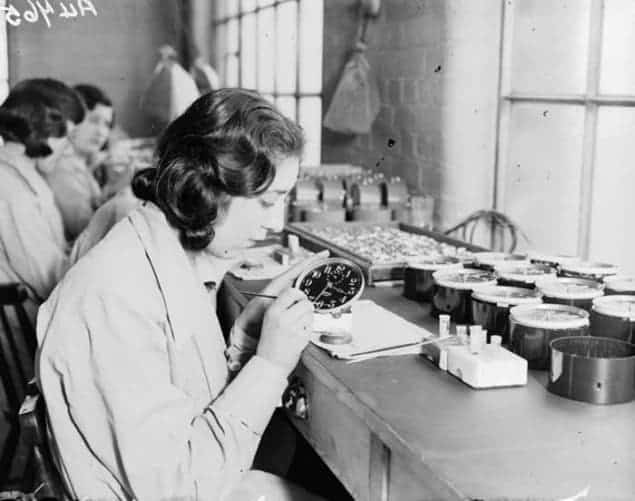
[295,258,365,313]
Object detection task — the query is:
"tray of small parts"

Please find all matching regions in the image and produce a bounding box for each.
[284,222,485,285]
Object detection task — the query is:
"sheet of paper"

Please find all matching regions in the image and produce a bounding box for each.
[311,300,434,359]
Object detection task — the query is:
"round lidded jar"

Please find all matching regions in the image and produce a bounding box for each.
[432,269,498,323]
[471,286,542,343]
[403,256,463,302]
[603,275,635,296]
[528,251,580,270]
[509,304,590,370]
[590,295,635,344]
[470,251,529,271]
[558,261,619,282]
[495,262,557,289]
[537,277,604,312]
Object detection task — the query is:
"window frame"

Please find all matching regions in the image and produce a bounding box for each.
[493,0,635,258]
[212,0,323,162]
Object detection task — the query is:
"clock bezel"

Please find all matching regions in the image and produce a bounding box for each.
[294,257,366,314]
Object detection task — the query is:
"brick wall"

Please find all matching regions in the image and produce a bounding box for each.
[322,0,502,231]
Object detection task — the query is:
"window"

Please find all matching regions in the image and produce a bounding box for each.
[0,0,9,101]
[495,0,635,272]
[213,0,324,166]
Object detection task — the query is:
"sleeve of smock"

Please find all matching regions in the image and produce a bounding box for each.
[0,199,68,301]
[46,168,99,240]
[40,290,288,500]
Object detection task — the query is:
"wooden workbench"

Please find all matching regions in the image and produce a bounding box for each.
[219,278,635,501]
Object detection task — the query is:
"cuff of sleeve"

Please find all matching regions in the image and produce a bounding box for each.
[213,355,288,435]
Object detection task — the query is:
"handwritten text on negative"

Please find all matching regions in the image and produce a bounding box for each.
[1,0,98,28]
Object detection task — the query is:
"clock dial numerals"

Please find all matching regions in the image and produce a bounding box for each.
[296,258,365,312]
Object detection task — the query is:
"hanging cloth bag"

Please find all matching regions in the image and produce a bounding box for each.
[140,45,200,125]
[323,15,381,135]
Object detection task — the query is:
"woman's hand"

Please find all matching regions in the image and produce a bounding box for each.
[234,249,329,338]
[256,287,314,373]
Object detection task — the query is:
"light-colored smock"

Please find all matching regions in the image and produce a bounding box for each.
[0,142,68,317]
[45,144,102,240]
[37,203,288,501]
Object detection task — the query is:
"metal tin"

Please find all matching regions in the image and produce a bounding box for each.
[528,251,580,269]
[432,269,497,323]
[559,261,620,282]
[471,286,542,343]
[603,275,635,296]
[536,278,604,312]
[495,262,557,289]
[470,252,529,271]
[548,336,635,405]
[590,295,635,344]
[509,304,590,370]
[403,257,463,302]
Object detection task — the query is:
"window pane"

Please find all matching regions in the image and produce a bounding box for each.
[257,7,275,93]
[241,0,256,13]
[214,23,227,81]
[510,0,590,95]
[502,103,585,255]
[215,0,225,20]
[299,0,323,94]
[258,0,275,6]
[589,108,635,273]
[275,96,296,121]
[241,13,257,89]
[600,0,635,95]
[227,18,239,54]
[226,55,240,87]
[276,1,298,94]
[225,0,238,17]
[298,97,322,166]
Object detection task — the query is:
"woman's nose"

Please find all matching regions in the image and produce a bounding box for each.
[263,200,286,233]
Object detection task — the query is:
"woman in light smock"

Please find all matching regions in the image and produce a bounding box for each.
[0,79,85,320]
[37,89,326,500]
[45,83,113,240]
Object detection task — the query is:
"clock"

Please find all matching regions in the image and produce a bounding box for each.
[294,257,365,313]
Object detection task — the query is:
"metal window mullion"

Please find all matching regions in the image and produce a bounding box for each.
[503,94,635,106]
[273,3,279,101]
[254,8,260,92]
[577,0,604,259]
[493,0,514,213]
[294,0,301,121]
[238,10,243,86]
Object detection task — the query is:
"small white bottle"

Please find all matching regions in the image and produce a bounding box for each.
[439,314,451,339]
[469,325,485,354]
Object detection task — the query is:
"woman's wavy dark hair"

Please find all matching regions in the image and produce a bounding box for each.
[73,83,112,111]
[0,85,72,158]
[12,78,85,125]
[132,88,305,251]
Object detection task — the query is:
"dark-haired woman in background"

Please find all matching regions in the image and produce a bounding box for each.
[44,83,112,239]
[37,89,327,500]
[0,79,85,320]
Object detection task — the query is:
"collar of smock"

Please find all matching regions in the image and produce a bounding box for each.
[126,202,236,343]
[0,142,50,197]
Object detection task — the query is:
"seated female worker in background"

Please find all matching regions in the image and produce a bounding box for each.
[44,83,112,240]
[37,88,327,501]
[0,78,84,320]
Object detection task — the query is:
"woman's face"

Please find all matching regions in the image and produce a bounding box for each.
[208,155,300,259]
[71,104,113,156]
